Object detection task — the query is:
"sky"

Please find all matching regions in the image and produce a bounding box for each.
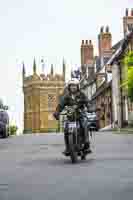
[0,0,132,133]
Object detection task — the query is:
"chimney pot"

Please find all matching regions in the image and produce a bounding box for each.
[89,40,92,45]
[86,40,88,45]
[100,26,104,33]
[131,8,133,16]
[126,8,128,16]
[106,26,109,33]
[82,40,84,45]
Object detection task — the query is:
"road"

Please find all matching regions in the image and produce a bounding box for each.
[0,132,133,200]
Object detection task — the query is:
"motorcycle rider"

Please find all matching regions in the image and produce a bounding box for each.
[53,79,92,155]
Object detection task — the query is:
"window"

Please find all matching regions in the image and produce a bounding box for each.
[48,94,56,111]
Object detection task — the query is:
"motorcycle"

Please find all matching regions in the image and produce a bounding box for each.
[61,105,91,164]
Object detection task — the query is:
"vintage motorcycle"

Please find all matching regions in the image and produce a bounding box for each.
[62,105,92,163]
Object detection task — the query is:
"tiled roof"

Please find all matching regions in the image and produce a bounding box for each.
[112,39,123,51]
[107,30,133,65]
[92,80,112,99]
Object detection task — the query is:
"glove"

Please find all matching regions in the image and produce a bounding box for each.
[53,112,59,120]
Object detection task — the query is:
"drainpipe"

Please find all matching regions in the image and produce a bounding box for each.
[119,61,123,128]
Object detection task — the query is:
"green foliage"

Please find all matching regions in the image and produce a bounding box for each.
[124,51,133,67]
[9,125,18,135]
[122,51,133,101]
[0,99,8,110]
[128,67,133,101]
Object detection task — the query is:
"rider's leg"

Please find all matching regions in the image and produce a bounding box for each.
[80,118,92,153]
[63,123,70,155]
[63,134,70,154]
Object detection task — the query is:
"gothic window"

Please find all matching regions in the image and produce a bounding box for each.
[48,94,56,111]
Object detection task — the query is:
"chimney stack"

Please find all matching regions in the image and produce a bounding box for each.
[81,39,94,66]
[98,26,112,58]
[123,8,133,36]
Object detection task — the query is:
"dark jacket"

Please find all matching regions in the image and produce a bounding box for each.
[56,91,89,113]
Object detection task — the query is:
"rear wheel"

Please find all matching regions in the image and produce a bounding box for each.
[68,134,78,164]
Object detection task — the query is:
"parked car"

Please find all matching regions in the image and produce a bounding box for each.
[86,112,99,131]
[0,106,9,138]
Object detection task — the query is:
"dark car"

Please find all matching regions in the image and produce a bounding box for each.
[0,107,9,138]
[86,112,99,131]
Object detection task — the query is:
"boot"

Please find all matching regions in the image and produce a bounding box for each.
[83,127,92,154]
[62,134,70,156]
[84,142,92,154]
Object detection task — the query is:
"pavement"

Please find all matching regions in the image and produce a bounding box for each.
[0,132,133,200]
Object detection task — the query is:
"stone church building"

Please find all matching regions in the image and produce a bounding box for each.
[22,59,65,133]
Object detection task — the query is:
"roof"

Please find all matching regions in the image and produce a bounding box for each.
[95,55,112,72]
[107,30,133,65]
[95,56,101,71]
[92,80,112,100]
[96,31,133,70]
[112,39,123,51]
[80,76,96,89]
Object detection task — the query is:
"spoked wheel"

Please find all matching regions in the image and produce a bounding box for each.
[68,134,78,164]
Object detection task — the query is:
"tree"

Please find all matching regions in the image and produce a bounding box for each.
[0,98,9,110]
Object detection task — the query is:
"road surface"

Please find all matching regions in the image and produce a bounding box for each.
[0,132,133,200]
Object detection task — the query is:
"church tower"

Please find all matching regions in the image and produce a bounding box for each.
[22,59,65,133]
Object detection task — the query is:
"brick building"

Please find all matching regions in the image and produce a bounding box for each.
[80,8,133,129]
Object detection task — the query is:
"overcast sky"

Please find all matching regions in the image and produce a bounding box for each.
[0,0,132,133]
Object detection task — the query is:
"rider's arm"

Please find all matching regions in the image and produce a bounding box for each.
[78,93,91,110]
[55,95,67,113]
[79,93,89,104]
[54,95,68,120]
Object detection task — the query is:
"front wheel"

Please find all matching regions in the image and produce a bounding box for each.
[81,154,86,160]
[68,134,78,164]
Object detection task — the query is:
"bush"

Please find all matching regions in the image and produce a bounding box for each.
[9,125,18,135]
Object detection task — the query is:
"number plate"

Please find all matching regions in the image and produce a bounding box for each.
[68,122,77,129]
